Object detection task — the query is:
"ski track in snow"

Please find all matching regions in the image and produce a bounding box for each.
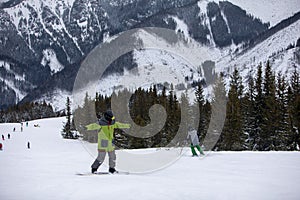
[0,117,300,200]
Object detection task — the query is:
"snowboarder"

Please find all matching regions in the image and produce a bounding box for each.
[0,143,2,150]
[26,121,29,127]
[21,127,23,132]
[86,110,131,174]
[27,142,30,149]
[187,129,205,156]
[13,127,15,132]
[2,134,4,140]
[8,133,10,139]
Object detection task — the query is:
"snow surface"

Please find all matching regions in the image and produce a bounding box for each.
[223,0,300,27]
[0,117,300,200]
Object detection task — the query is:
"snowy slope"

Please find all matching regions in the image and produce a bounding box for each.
[72,28,220,108]
[216,18,300,86]
[223,0,300,27]
[0,117,300,200]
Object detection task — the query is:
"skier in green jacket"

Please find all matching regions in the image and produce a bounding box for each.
[86,110,131,174]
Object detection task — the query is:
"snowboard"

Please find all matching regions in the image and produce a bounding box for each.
[76,171,129,176]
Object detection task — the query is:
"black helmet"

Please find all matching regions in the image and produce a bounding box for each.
[104,110,114,121]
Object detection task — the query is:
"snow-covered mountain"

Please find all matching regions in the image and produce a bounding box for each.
[216,14,300,87]
[0,0,299,110]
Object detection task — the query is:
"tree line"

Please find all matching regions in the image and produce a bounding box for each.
[73,61,299,151]
[0,101,58,123]
[216,61,299,151]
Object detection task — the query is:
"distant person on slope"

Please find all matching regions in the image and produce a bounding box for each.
[187,129,205,156]
[86,110,131,174]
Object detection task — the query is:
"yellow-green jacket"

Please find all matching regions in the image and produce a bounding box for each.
[86,118,130,151]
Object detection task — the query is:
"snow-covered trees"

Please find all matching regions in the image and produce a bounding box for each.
[215,62,299,151]
[0,101,56,123]
[71,61,299,151]
[217,68,244,150]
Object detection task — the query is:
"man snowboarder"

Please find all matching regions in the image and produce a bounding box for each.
[187,129,205,156]
[86,110,131,174]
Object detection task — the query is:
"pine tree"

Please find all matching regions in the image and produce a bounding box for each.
[289,68,300,149]
[243,75,258,150]
[166,84,177,143]
[276,73,293,150]
[254,63,265,150]
[62,97,75,139]
[260,61,278,150]
[218,68,245,150]
[195,83,210,144]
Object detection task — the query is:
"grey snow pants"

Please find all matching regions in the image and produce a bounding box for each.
[91,150,116,170]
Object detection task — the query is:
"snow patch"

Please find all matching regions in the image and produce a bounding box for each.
[41,49,64,75]
[220,8,231,34]
[198,1,215,46]
[170,16,191,42]
[0,60,10,71]
[37,89,71,111]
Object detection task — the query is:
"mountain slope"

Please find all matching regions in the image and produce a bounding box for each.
[216,14,300,86]
[0,0,299,109]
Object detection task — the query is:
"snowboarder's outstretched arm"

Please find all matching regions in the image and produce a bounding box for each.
[86,123,101,130]
[115,122,130,129]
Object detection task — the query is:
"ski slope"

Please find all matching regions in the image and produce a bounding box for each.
[0,117,300,200]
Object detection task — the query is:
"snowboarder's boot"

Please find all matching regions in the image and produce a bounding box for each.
[109,167,116,174]
[91,168,97,173]
[91,159,101,173]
